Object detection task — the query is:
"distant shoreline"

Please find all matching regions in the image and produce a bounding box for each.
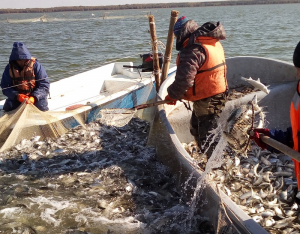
[1,0,300,14]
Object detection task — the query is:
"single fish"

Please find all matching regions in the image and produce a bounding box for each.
[273,171,293,177]
[274,217,296,229]
[263,218,275,227]
[240,188,254,200]
[274,206,285,218]
[241,76,270,94]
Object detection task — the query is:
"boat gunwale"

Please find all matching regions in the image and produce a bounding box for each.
[151,56,297,234]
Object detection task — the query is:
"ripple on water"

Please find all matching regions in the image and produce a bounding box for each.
[0,118,209,234]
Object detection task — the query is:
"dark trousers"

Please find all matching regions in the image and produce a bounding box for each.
[190,91,228,158]
[3,98,49,112]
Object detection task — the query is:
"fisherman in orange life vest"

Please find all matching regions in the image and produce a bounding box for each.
[165,16,228,158]
[1,42,50,112]
[251,41,300,193]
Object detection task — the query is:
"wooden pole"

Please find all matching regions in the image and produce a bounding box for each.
[161,10,179,84]
[148,15,161,92]
[260,134,300,162]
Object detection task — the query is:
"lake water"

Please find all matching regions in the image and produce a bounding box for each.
[0,4,299,233]
[0,3,300,100]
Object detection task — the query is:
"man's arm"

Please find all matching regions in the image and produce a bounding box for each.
[167,47,205,100]
[1,65,19,100]
[31,60,50,101]
[269,127,294,149]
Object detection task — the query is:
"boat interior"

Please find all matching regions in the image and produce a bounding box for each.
[148,56,299,234]
[47,62,154,111]
[160,56,298,143]
[0,62,155,112]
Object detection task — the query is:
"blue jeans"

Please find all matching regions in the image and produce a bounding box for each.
[3,98,49,112]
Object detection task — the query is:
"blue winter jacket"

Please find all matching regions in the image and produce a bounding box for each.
[269,127,294,151]
[1,42,50,109]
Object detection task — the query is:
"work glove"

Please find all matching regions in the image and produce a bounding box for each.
[165,95,177,105]
[27,96,35,104]
[17,94,29,103]
[249,128,270,150]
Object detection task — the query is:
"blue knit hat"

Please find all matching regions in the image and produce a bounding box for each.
[174,16,189,37]
[9,42,31,62]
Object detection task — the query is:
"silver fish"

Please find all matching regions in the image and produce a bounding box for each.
[274,217,296,229]
[241,76,270,94]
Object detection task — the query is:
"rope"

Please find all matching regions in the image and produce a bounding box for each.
[1,77,49,91]
[216,185,234,234]
[152,69,160,75]
[242,102,255,154]
[164,56,171,61]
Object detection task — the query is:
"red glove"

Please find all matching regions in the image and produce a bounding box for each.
[165,95,177,105]
[17,94,29,103]
[249,128,270,149]
[27,96,35,104]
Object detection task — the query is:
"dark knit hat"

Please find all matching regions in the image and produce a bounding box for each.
[9,42,31,62]
[173,16,189,37]
[293,41,300,68]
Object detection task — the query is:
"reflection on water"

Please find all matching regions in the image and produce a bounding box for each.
[0,4,299,101]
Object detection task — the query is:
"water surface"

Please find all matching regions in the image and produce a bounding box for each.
[0,4,299,99]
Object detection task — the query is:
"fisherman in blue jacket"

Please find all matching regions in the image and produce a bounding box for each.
[251,41,300,192]
[1,42,49,112]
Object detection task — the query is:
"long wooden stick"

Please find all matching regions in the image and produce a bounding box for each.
[260,134,300,162]
[131,100,172,110]
[148,15,160,92]
[161,10,179,84]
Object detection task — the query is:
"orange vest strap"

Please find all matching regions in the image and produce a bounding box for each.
[9,57,36,95]
[197,61,226,74]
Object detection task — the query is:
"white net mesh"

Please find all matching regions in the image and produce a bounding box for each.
[0,102,86,152]
[98,108,137,128]
[223,95,265,154]
[185,94,266,234]
[0,101,151,152]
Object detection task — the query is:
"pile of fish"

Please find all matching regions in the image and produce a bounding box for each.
[183,87,300,233]
[184,141,300,233]
[0,118,207,234]
[183,82,300,233]
[216,145,300,233]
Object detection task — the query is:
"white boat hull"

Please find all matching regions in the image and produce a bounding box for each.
[0,62,177,125]
[149,56,298,233]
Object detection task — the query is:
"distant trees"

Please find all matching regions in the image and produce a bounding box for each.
[0,0,300,14]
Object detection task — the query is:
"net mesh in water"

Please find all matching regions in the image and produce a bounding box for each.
[0,102,142,152]
[0,102,86,152]
[186,94,266,234]
[98,108,137,127]
[223,95,265,155]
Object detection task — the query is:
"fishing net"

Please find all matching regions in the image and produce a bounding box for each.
[223,94,265,155]
[184,94,267,234]
[98,100,170,127]
[0,102,147,152]
[0,102,86,152]
[0,93,162,152]
[98,108,137,128]
[212,95,265,233]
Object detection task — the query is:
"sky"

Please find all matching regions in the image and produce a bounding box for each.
[0,0,216,9]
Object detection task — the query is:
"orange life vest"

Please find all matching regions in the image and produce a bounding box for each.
[290,80,300,190]
[177,37,227,101]
[9,57,36,95]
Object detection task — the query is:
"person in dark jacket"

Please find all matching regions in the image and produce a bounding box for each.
[1,42,49,112]
[165,16,228,158]
[251,41,300,191]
